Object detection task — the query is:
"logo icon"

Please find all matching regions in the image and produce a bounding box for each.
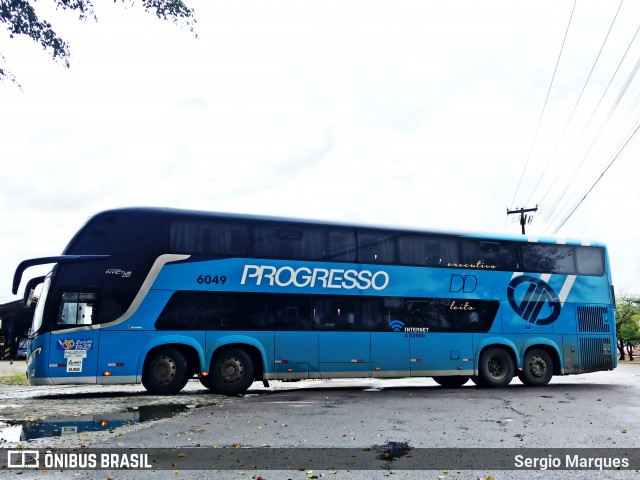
[507,276,561,325]
[389,320,405,332]
[58,339,75,350]
[7,450,39,468]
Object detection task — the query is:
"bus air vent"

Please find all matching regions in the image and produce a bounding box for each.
[579,337,613,373]
[577,306,610,333]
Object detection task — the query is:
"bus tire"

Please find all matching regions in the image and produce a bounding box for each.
[520,348,553,386]
[209,347,255,395]
[432,376,470,388]
[142,347,189,395]
[199,374,217,392]
[479,347,514,388]
[470,376,489,387]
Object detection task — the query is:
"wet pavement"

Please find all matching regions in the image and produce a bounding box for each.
[0,380,228,444]
[1,364,640,479]
[0,375,300,446]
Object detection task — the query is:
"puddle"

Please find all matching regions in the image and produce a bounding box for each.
[0,404,189,443]
[376,441,413,462]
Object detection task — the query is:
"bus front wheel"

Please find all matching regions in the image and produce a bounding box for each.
[470,376,488,387]
[142,347,190,395]
[519,349,553,386]
[478,347,514,388]
[209,347,255,395]
[432,376,470,388]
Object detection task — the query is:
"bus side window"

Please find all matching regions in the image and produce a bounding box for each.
[57,292,98,326]
[382,297,406,331]
[314,297,360,330]
[361,298,383,330]
[407,299,451,331]
[450,300,499,333]
[268,295,313,331]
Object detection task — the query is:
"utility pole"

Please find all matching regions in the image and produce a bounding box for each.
[507,206,538,235]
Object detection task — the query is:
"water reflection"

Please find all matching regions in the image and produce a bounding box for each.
[0,404,189,442]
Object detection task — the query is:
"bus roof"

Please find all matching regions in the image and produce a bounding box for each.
[79,207,604,248]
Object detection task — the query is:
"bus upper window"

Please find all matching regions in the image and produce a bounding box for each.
[254,225,357,262]
[57,292,98,326]
[358,232,397,264]
[170,220,251,256]
[398,235,452,267]
[326,230,357,262]
[575,247,605,276]
[521,244,576,275]
[460,239,517,270]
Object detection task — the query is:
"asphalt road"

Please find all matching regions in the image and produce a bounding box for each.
[1,364,640,479]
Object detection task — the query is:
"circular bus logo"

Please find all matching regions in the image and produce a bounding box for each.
[507,276,561,326]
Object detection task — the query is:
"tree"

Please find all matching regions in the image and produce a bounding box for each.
[0,0,196,85]
[615,294,640,361]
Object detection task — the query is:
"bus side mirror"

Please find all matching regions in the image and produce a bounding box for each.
[25,289,36,308]
[0,319,3,330]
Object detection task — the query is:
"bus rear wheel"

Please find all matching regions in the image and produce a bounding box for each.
[432,376,470,388]
[199,374,216,391]
[519,349,553,386]
[209,347,255,395]
[142,347,189,395]
[479,347,514,388]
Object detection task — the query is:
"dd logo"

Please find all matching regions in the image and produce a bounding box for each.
[507,276,561,325]
[450,274,477,293]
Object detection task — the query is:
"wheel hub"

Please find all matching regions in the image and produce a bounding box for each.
[488,357,505,378]
[220,357,244,384]
[529,356,546,377]
[152,356,176,385]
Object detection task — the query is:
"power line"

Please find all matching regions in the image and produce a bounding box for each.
[552,116,640,234]
[508,0,577,210]
[524,0,624,208]
[543,53,640,232]
[537,21,640,220]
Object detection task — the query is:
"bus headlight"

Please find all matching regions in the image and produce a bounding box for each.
[27,347,42,365]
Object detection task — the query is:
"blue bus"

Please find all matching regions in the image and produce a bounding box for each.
[13,207,616,395]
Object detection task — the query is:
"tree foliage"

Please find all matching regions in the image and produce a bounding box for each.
[0,0,196,85]
[616,294,640,361]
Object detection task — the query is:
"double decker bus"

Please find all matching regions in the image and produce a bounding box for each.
[13,207,616,395]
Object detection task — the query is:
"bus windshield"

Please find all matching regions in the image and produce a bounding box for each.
[31,275,51,335]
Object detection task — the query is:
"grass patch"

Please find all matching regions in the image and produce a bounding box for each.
[0,373,28,386]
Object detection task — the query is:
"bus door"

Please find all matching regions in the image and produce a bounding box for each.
[272,295,318,379]
[315,297,372,378]
[370,297,411,377]
[48,292,99,384]
[406,299,474,377]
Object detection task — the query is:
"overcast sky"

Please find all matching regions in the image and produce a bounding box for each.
[1,0,639,304]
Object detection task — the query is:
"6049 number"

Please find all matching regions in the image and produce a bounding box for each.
[197,275,227,285]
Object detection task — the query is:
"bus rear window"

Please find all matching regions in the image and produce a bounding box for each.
[575,247,605,276]
[521,244,604,276]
